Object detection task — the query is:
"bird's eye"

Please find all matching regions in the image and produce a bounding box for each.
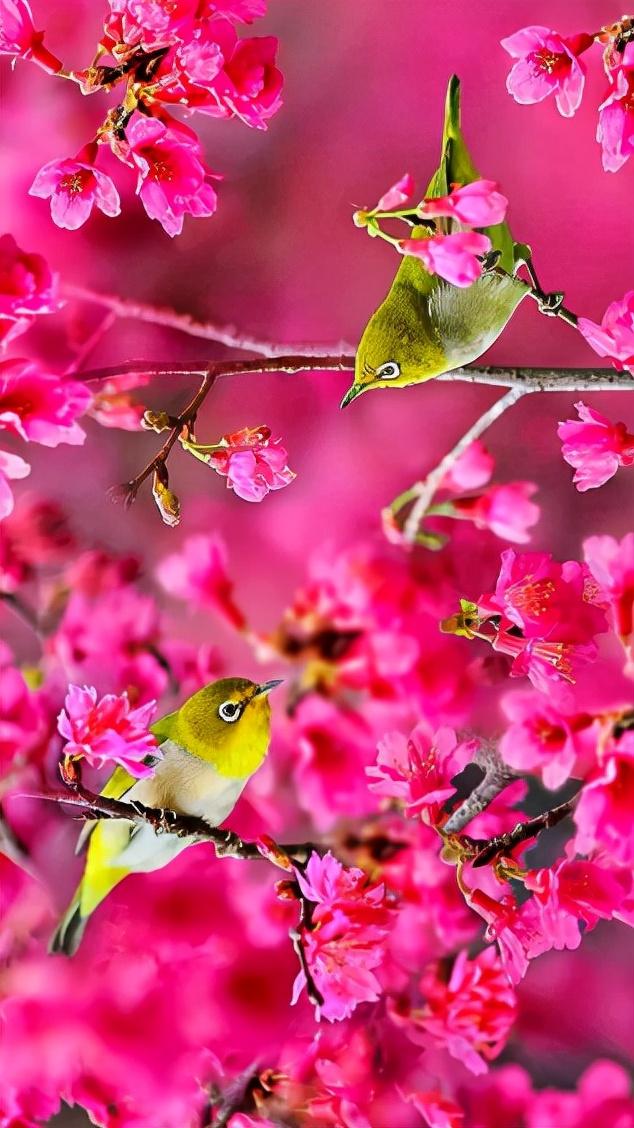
[377,361,400,379]
[218,700,241,723]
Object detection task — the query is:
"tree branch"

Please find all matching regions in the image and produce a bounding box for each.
[464,793,579,868]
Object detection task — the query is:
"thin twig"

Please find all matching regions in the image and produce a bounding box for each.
[466,793,579,867]
[0,592,43,637]
[64,284,356,359]
[401,387,526,543]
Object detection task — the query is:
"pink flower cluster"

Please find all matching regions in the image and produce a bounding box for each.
[558,400,634,491]
[3,0,282,234]
[502,21,634,172]
[57,683,159,777]
[207,424,295,502]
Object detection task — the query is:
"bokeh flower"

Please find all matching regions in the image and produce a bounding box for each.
[0,449,30,519]
[450,482,540,543]
[0,360,92,447]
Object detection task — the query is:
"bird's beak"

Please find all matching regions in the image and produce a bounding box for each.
[254,679,284,697]
[340,383,366,409]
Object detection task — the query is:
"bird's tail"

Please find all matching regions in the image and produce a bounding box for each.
[49,888,87,957]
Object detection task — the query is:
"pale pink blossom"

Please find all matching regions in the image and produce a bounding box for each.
[558,401,634,491]
[156,533,246,629]
[577,290,634,373]
[291,851,394,1021]
[0,0,62,71]
[208,424,295,502]
[0,360,92,447]
[394,947,517,1075]
[451,482,540,543]
[126,115,218,237]
[0,449,30,520]
[57,684,159,778]
[573,729,634,864]
[583,533,634,670]
[29,148,121,231]
[400,231,491,287]
[441,440,494,492]
[204,36,283,129]
[500,690,597,789]
[597,42,634,172]
[368,722,474,824]
[420,180,508,227]
[501,26,592,117]
[374,172,414,212]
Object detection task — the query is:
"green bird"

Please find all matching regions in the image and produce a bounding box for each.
[341,76,529,407]
[51,676,282,956]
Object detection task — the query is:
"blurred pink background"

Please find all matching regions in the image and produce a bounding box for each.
[1,4,633,1118]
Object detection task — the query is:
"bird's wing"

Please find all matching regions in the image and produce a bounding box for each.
[426,75,517,275]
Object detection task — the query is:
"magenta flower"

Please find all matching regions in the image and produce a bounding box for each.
[573,730,634,864]
[420,180,509,227]
[291,851,394,1022]
[525,858,634,936]
[205,35,283,129]
[557,401,634,491]
[126,115,218,237]
[577,290,634,373]
[0,449,30,520]
[500,690,597,789]
[29,151,121,231]
[0,359,92,447]
[0,233,60,320]
[584,533,634,670]
[400,231,492,287]
[441,440,494,491]
[0,0,62,72]
[396,948,517,1075]
[57,684,159,778]
[107,0,199,51]
[208,424,295,502]
[368,722,473,824]
[374,172,415,212]
[451,482,540,544]
[176,17,238,88]
[156,533,246,630]
[597,42,634,172]
[501,26,592,117]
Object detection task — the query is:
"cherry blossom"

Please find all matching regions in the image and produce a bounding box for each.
[500,690,598,789]
[597,42,634,172]
[577,290,634,372]
[368,722,474,824]
[558,401,634,491]
[291,851,394,1021]
[0,360,92,447]
[374,172,414,212]
[208,424,295,502]
[399,231,492,287]
[0,234,61,346]
[501,26,593,117]
[29,148,121,231]
[419,180,508,227]
[583,533,634,670]
[450,481,540,543]
[203,36,283,128]
[0,0,62,72]
[57,684,159,778]
[156,533,246,630]
[0,449,30,520]
[573,728,634,864]
[440,440,494,492]
[125,115,219,237]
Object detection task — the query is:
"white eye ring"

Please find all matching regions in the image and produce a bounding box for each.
[377,361,400,379]
[218,700,241,723]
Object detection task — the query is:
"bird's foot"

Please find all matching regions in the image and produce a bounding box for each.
[536,290,565,316]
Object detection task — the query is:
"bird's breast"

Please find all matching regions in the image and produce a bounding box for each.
[127,740,247,827]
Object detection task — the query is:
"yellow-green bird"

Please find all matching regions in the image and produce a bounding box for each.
[51,676,281,956]
[341,75,529,407]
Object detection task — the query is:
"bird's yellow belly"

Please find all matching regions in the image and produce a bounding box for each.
[127,739,247,825]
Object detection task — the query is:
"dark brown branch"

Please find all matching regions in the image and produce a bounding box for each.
[466,793,579,868]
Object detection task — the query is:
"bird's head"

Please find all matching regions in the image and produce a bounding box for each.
[340,281,448,408]
[171,676,282,779]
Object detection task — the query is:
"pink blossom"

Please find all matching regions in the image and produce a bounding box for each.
[125,115,218,237]
[0,0,62,71]
[156,533,246,630]
[420,180,508,227]
[29,149,121,231]
[577,290,634,373]
[0,360,92,447]
[368,722,474,824]
[208,424,295,502]
[527,1059,634,1128]
[583,533,634,669]
[0,662,49,768]
[467,888,576,985]
[204,36,283,129]
[406,1091,464,1128]
[374,172,414,212]
[451,482,540,543]
[107,0,199,51]
[0,449,30,520]
[525,858,634,937]
[441,440,494,492]
[573,729,634,864]
[558,401,634,491]
[57,684,159,778]
[597,42,634,172]
[500,690,597,789]
[399,231,491,287]
[501,26,592,117]
[291,851,394,1021]
[176,17,238,88]
[0,234,61,343]
[395,947,517,1075]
